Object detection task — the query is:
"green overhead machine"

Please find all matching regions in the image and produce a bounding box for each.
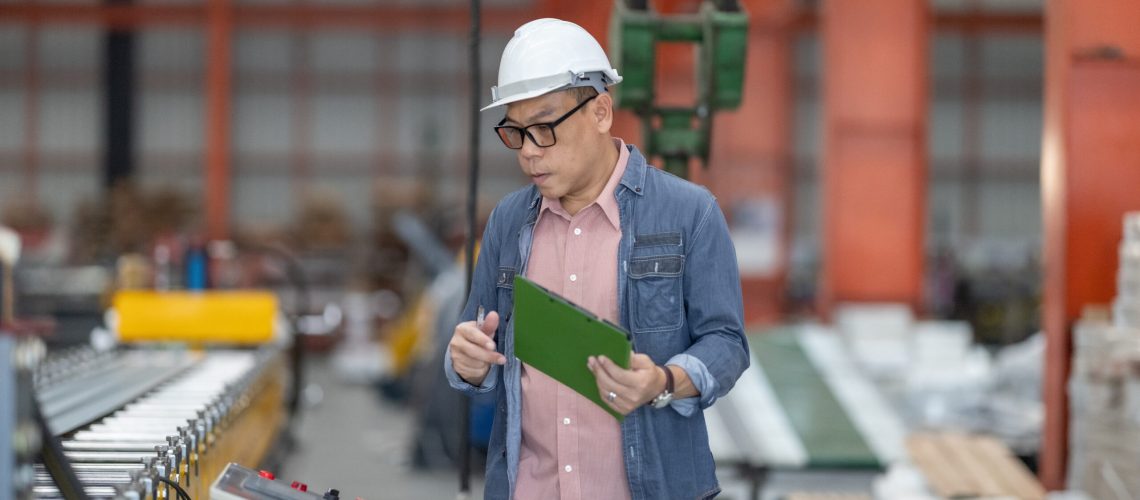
[610,0,749,178]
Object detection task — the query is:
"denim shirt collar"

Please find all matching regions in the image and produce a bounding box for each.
[617,143,648,197]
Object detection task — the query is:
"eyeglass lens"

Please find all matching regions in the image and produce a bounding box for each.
[497,124,556,149]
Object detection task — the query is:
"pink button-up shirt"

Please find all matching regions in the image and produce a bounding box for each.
[514,139,633,500]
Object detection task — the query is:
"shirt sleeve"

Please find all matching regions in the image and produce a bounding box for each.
[675,194,750,411]
[665,353,717,417]
[445,344,500,394]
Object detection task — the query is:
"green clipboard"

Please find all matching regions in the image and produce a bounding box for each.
[513,275,632,421]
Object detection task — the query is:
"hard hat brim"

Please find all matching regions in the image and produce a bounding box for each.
[480,84,567,112]
[480,77,622,113]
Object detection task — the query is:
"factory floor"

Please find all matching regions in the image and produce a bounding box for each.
[279,354,873,500]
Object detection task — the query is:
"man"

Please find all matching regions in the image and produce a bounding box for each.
[445,18,749,500]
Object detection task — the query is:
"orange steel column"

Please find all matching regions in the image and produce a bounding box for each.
[819,0,928,314]
[1040,0,1140,490]
[706,0,795,325]
[204,0,233,240]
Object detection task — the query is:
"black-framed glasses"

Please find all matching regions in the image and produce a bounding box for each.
[494,94,598,150]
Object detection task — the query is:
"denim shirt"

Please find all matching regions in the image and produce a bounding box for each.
[445,144,750,500]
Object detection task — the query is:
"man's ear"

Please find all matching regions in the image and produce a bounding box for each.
[593,91,614,134]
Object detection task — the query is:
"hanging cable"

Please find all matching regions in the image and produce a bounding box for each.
[460,0,482,496]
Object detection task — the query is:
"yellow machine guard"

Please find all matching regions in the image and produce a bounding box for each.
[114,291,278,344]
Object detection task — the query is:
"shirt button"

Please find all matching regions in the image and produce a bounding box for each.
[563,418,571,425]
[574,228,582,236]
[564,465,573,473]
[569,274,577,282]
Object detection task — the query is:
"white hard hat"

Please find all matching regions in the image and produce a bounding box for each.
[482,18,623,112]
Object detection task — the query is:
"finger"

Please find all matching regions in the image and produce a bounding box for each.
[590,357,622,394]
[597,355,640,387]
[589,358,635,413]
[453,336,505,365]
[457,322,496,351]
[479,311,500,338]
[453,358,487,377]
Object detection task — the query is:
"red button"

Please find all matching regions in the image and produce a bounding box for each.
[259,470,276,480]
[290,481,308,491]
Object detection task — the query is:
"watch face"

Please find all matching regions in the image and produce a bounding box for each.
[652,393,673,409]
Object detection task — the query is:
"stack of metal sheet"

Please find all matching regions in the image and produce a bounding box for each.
[1066,212,1140,498]
[32,346,287,499]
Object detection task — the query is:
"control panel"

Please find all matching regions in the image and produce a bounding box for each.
[211,462,342,500]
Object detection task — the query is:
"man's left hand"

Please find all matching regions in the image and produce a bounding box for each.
[588,353,664,415]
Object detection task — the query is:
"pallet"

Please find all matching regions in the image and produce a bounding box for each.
[906,432,1046,500]
[784,494,871,500]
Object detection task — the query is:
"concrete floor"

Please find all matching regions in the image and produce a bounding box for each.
[277,355,872,500]
[278,355,485,499]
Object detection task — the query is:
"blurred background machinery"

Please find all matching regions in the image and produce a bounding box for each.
[0,283,307,499]
[1,0,1140,498]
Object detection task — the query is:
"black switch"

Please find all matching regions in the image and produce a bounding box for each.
[323,489,340,500]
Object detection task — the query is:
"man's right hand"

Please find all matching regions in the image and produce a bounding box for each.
[448,310,505,386]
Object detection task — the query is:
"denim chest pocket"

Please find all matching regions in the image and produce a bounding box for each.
[628,254,684,333]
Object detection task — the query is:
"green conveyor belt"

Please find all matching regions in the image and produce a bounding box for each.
[749,329,881,469]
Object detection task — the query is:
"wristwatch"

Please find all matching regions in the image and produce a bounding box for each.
[650,365,675,409]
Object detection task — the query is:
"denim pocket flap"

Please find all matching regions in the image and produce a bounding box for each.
[634,231,682,248]
[629,255,684,278]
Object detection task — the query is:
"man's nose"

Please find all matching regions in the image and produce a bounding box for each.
[519,136,545,159]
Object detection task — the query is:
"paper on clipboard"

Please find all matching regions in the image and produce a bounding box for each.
[513,275,632,421]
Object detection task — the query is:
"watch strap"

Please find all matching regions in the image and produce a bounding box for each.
[650,365,675,409]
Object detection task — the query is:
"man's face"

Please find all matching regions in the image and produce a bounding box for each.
[502,91,599,201]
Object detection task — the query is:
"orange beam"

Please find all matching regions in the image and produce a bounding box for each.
[204,0,233,240]
[820,0,928,314]
[0,3,533,31]
[934,12,1041,33]
[0,3,1040,32]
[1040,0,1140,489]
[0,4,202,27]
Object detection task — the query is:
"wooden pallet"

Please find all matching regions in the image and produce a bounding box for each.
[907,432,1046,500]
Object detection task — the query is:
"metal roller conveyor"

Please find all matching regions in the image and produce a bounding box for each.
[61,442,165,451]
[63,452,159,463]
[36,464,147,473]
[35,472,136,485]
[36,351,201,436]
[31,345,289,499]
